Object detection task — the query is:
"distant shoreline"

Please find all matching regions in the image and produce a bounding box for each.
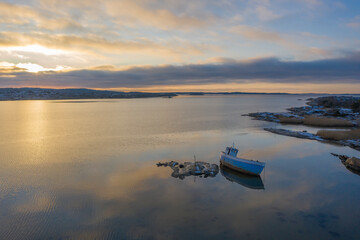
[0,87,359,101]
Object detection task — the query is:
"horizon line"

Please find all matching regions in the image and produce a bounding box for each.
[1,87,360,95]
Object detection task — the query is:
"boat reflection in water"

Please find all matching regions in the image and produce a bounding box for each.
[220,165,265,190]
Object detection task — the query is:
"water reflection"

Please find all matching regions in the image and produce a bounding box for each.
[1,96,360,239]
[220,165,265,190]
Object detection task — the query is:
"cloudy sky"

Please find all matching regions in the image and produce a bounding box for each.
[0,0,360,93]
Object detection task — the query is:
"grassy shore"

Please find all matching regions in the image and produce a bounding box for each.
[317,129,360,140]
[279,115,355,127]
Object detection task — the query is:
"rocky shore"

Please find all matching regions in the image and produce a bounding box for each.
[264,128,323,141]
[247,96,360,151]
[247,96,360,125]
[264,128,360,151]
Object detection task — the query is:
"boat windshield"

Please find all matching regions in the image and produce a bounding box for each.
[226,146,238,157]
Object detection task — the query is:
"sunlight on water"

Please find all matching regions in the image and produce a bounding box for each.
[0,95,359,239]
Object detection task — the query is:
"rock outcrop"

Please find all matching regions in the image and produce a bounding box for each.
[331,153,360,174]
[246,96,360,152]
[246,96,360,126]
[264,128,360,151]
[156,161,219,180]
[264,128,323,141]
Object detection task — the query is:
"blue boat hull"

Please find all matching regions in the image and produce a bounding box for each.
[220,152,265,176]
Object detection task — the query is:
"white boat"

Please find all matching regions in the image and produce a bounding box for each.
[220,145,265,176]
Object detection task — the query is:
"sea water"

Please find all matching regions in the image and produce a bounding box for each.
[0,95,359,239]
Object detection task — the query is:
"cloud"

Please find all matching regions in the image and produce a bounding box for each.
[229,25,302,52]
[104,0,214,30]
[0,32,210,59]
[0,0,359,83]
[33,0,215,31]
[297,0,323,8]
[0,2,82,30]
[229,26,341,60]
[255,6,281,21]
[230,25,284,42]
[347,15,360,29]
[1,53,360,88]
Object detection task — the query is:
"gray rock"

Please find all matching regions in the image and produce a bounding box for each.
[157,161,219,179]
[331,153,360,173]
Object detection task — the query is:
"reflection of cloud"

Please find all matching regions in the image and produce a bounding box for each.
[96,163,170,200]
[0,129,357,239]
[16,193,54,213]
[61,156,341,240]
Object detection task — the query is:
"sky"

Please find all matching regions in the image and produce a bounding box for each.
[0,0,360,93]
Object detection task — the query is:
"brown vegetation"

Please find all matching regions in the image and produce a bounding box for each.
[278,115,354,127]
[316,129,360,140]
[303,115,354,127]
[278,116,304,124]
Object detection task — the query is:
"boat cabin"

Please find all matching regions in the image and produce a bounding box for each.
[226,146,238,157]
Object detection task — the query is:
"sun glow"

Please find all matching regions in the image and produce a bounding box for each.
[1,61,71,73]
[17,63,46,73]
[16,63,71,73]
[4,45,69,56]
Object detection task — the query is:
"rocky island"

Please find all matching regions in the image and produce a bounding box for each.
[156,161,219,180]
[246,96,360,151]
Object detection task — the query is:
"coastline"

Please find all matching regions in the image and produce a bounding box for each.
[3,87,360,102]
[247,96,360,144]
[0,88,177,101]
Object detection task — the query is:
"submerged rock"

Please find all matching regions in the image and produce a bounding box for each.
[157,161,219,180]
[331,153,360,174]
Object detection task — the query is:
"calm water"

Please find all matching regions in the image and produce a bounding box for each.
[0,95,359,240]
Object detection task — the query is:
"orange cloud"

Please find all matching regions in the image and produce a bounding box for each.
[230,25,284,42]
[0,32,212,60]
[104,0,213,30]
[0,2,82,30]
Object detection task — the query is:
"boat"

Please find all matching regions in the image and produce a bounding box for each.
[220,165,264,190]
[220,145,265,176]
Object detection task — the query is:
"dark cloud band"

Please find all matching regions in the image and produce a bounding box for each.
[1,53,360,88]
